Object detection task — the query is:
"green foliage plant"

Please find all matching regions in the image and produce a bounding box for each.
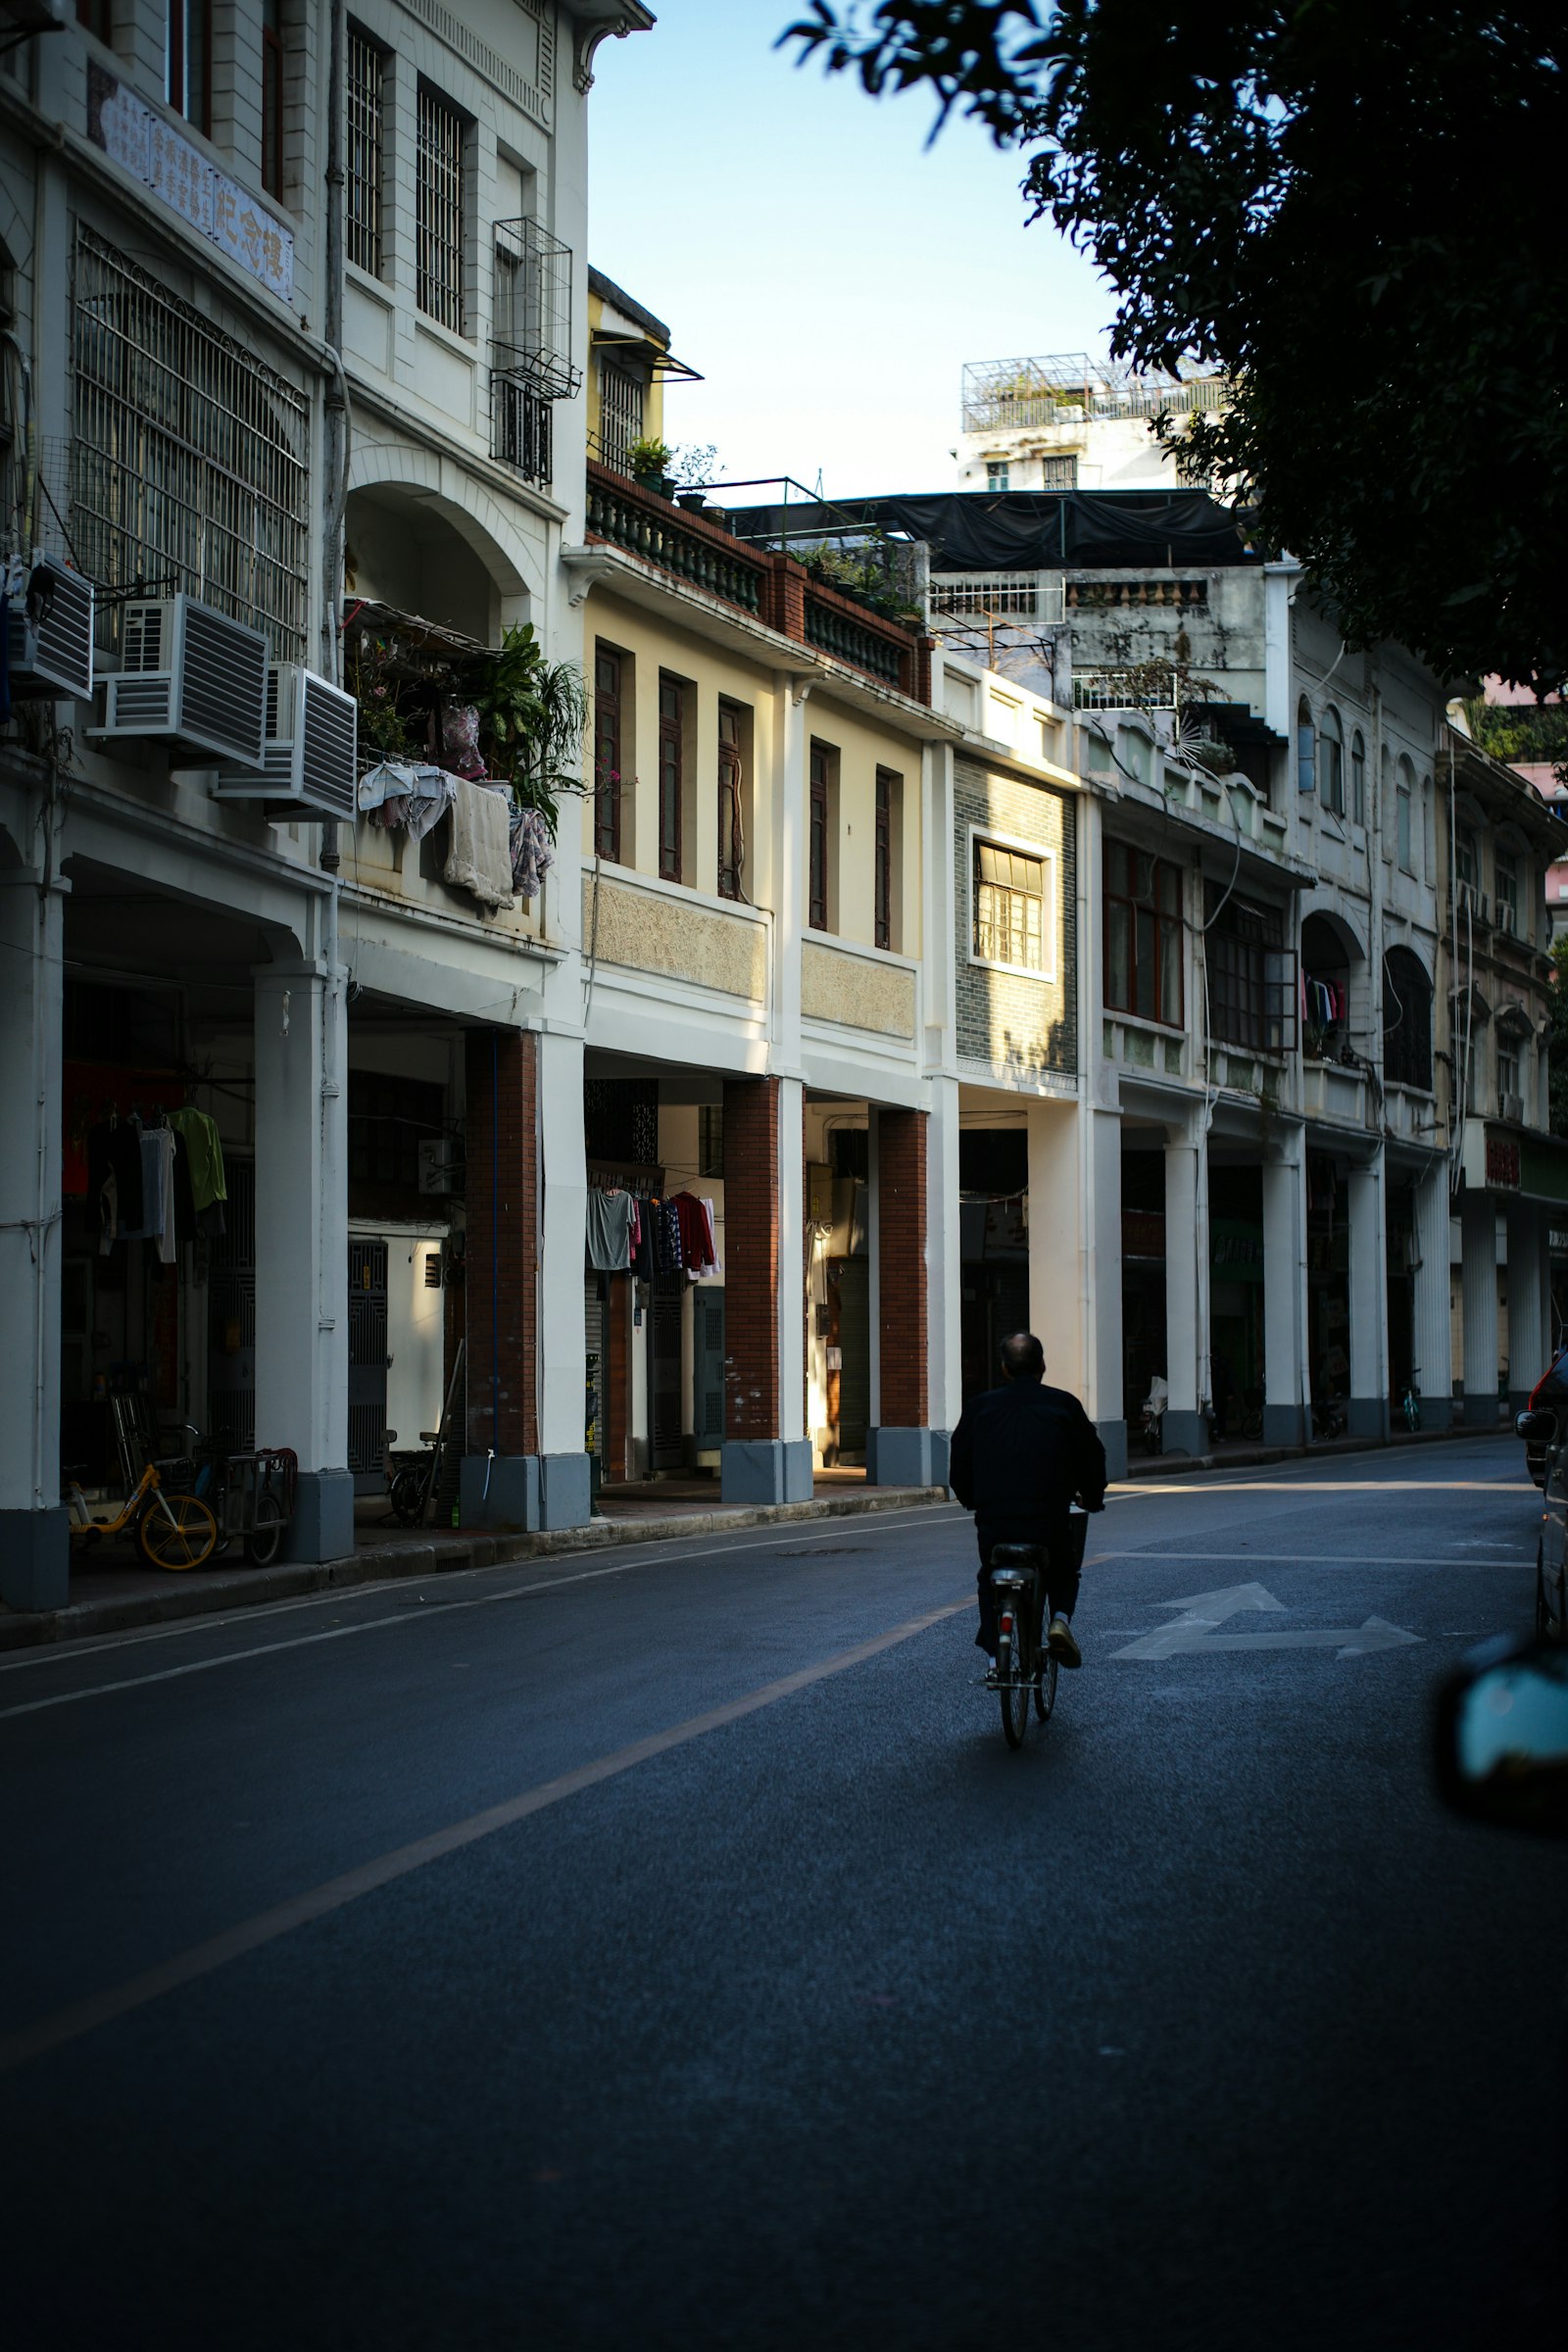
[626,436,673,481]
[470,624,588,837]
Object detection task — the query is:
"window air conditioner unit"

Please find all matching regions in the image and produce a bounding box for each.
[5,556,94,700]
[97,595,267,766]
[1498,1092,1525,1124]
[211,663,358,819]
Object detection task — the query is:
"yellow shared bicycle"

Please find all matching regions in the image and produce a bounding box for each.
[64,1458,220,1571]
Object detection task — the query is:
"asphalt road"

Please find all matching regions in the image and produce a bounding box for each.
[4,1435,1565,2352]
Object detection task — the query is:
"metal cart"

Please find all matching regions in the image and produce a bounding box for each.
[220,1448,298,1566]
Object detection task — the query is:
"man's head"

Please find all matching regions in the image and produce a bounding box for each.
[1000,1332,1046,1383]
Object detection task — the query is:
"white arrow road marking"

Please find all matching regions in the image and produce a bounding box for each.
[1112,1583,1421,1661]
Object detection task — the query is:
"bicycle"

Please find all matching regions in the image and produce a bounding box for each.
[984,1544,1059,1749]
[64,1457,219,1570]
[388,1432,440,1525]
[1399,1378,1421,1434]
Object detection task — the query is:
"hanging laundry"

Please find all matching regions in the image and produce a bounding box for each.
[167,1107,227,1213]
[510,807,556,901]
[86,1117,144,1246]
[440,704,485,780]
[670,1193,720,1279]
[404,776,458,843]
[654,1198,685,1277]
[444,780,515,910]
[586,1190,636,1271]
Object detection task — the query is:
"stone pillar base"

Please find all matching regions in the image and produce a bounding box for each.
[1418,1395,1452,1433]
[461,1452,538,1531]
[1461,1392,1501,1428]
[1262,1402,1306,1447]
[1097,1420,1128,1482]
[866,1426,949,1488]
[1347,1396,1389,1441]
[1162,1409,1208,1457]
[539,1451,592,1530]
[721,1439,813,1506]
[0,1506,70,1611]
[283,1470,355,1564]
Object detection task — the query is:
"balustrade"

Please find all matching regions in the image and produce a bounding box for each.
[584,475,763,616]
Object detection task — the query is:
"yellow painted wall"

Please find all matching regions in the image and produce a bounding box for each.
[805,695,924,959]
[585,284,665,462]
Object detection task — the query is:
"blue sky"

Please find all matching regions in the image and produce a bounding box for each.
[585,0,1116,499]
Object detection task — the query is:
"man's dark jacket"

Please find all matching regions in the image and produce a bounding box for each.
[949,1380,1107,1530]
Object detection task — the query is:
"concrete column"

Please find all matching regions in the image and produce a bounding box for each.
[1027,1098,1085,1396]
[1261,1143,1308,1446]
[1411,1165,1453,1429]
[253,956,352,1561]
[0,863,69,1609]
[536,1029,590,1527]
[868,1105,935,1486]
[721,1075,811,1502]
[1505,1199,1545,1414]
[1346,1154,1390,1439]
[1460,1189,1501,1426]
[924,1073,961,1480]
[1163,1128,1207,1455]
[461,1027,538,1529]
[1090,1106,1127,1477]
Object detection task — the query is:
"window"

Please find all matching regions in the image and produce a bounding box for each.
[76,0,112,37]
[985,460,1010,490]
[347,29,385,277]
[348,1073,446,1192]
[70,226,311,661]
[493,377,552,482]
[167,0,212,136]
[1296,699,1315,795]
[261,0,285,201]
[416,85,466,332]
[1207,895,1296,1054]
[874,767,901,951]
[974,840,1047,972]
[1104,841,1182,1024]
[658,675,684,883]
[1350,730,1366,825]
[808,743,832,931]
[1498,1040,1521,1115]
[1319,707,1345,816]
[1396,770,1413,872]
[717,702,745,901]
[593,644,623,864]
[599,362,646,473]
[1039,454,1078,489]
[1383,947,1432,1091]
[1495,855,1519,936]
[698,1105,724,1179]
[1456,826,1479,888]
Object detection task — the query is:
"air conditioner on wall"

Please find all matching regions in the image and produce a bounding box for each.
[96,595,268,767]
[211,663,358,819]
[4,556,94,700]
[1498,1092,1525,1124]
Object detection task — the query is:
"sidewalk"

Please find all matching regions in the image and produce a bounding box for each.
[0,1475,945,1655]
[1119,1416,1510,1480]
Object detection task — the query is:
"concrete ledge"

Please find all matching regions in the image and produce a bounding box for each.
[0,1485,952,1653]
[1121,1420,1508,1481]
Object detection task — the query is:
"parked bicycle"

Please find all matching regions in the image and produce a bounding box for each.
[1399,1377,1422,1433]
[983,1544,1059,1750]
[64,1457,219,1570]
[386,1430,442,1525]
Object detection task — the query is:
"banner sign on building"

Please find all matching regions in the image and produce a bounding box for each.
[87,65,295,305]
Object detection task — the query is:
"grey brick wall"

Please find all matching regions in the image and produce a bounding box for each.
[954,759,1078,1079]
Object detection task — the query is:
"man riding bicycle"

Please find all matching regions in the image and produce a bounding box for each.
[948,1332,1107,1674]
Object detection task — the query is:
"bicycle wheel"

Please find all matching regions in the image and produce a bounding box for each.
[389,1464,427,1525]
[244,1494,284,1568]
[139,1492,219,1570]
[998,1626,1030,1749]
[1034,1650,1059,1721]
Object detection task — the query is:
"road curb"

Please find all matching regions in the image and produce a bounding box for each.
[1120,1420,1510,1479]
[0,1486,952,1654]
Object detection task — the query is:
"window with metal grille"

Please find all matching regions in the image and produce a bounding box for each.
[348,1073,446,1191]
[1383,948,1432,1091]
[1105,840,1182,1021]
[985,460,1009,490]
[598,362,644,472]
[717,702,744,900]
[808,743,832,930]
[1350,731,1366,825]
[167,0,212,136]
[658,675,684,882]
[493,376,552,483]
[1206,895,1296,1054]
[347,28,385,276]
[1495,856,1519,935]
[261,0,285,200]
[594,644,623,864]
[698,1105,724,1179]
[874,767,897,950]
[492,220,577,401]
[70,228,310,662]
[416,84,466,332]
[1039,454,1078,488]
[974,839,1046,971]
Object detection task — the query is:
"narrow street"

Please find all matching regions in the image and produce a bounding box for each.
[5,1435,1564,2352]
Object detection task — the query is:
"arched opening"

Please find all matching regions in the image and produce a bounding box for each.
[1384,945,1433,1091]
[1296,698,1316,796]
[1320,707,1345,816]
[346,484,524,645]
[1302,909,1360,1062]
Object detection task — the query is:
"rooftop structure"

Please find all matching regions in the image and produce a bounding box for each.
[957,353,1228,497]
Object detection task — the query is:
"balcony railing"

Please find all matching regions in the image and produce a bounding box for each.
[1074,668,1179,711]
[584,461,929,700]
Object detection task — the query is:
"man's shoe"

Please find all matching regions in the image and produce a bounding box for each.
[1047,1615,1083,1669]
[982,1658,1001,1685]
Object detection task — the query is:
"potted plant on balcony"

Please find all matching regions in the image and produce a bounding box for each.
[625,436,673,496]
[669,443,719,513]
[470,622,588,839]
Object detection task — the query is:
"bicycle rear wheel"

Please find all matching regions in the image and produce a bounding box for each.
[139,1493,219,1570]
[244,1494,284,1567]
[998,1624,1030,1749]
[1035,1651,1059,1721]
[389,1464,427,1525]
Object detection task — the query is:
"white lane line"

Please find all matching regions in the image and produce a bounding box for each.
[0,1595,971,2078]
[1086,1550,1532,1568]
[0,1513,967,1719]
[1107,1478,1530,1495]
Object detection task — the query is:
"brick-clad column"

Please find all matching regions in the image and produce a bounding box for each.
[721,1075,813,1502]
[461,1027,539,1525]
[606,1272,632,1481]
[867,1106,938,1487]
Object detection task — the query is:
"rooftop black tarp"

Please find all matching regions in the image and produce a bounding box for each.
[724,489,1259,573]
